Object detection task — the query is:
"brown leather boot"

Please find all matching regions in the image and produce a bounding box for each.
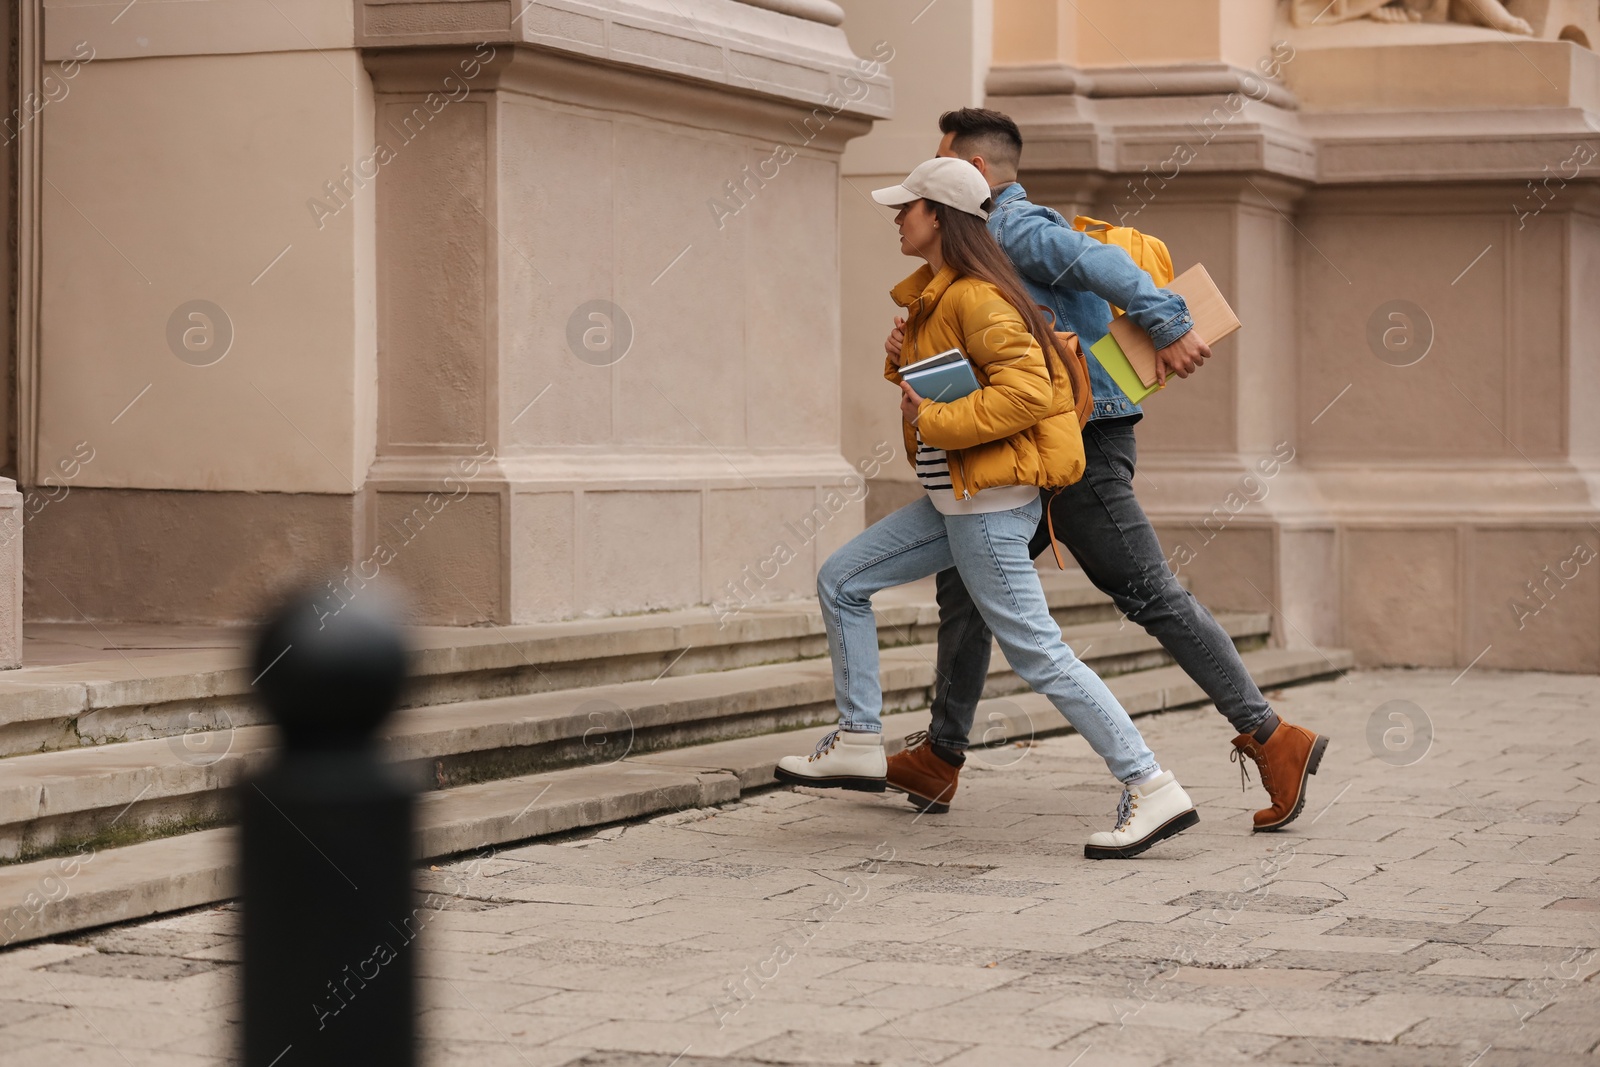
[1230,722,1329,831]
[886,731,961,814]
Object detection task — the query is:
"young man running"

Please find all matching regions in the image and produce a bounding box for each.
[886,108,1328,832]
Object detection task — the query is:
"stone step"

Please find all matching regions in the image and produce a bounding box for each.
[0,571,1127,760]
[0,610,1271,863]
[0,645,1350,949]
[626,646,1356,793]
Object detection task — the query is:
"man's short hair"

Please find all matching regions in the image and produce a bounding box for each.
[938,108,1023,171]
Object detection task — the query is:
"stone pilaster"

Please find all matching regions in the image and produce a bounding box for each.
[361,2,890,623]
[984,12,1600,671]
[21,0,888,627]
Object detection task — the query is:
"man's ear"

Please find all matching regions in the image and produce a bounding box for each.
[968,155,990,181]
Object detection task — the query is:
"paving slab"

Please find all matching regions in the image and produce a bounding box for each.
[0,668,1597,1066]
[3,642,1342,949]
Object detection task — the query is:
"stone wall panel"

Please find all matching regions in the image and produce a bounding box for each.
[378,97,490,449]
[510,491,577,622]
[373,489,505,624]
[614,123,749,448]
[500,99,616,449]
[1298,204,1509,459]
[582,490,701,614]
[704,487,822,609]
[23,490,355,624]
[1470,526,1600,673]
[1342,528,1460,667]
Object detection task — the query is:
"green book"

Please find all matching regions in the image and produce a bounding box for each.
[1090,332,1162,405]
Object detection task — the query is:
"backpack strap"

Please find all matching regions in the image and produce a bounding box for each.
[1036,306,1085,571]
[1037,305,1094,431]
[1044,490,1066,570]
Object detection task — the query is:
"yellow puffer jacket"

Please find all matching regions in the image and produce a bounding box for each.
[884,264,1086,499]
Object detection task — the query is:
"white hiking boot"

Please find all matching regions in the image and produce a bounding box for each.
[774,729,886,791]
[1083,771,1199,859]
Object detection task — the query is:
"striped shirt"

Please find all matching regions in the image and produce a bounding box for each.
[914,436,954,494]
[914,432,1040,516]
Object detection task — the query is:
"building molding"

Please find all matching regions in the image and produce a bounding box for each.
[734,0,844,27]
[364,43,878,152]
[357,0,889,119]
[987,61,1300,111]
[14,0,41,487]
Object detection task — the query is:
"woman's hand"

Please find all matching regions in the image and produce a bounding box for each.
[899,380,925,425]
[885,316,906,359]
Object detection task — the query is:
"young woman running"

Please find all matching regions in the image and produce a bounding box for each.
[774,157,1197,858]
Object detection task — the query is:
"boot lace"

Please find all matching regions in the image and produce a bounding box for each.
[1231,745,1270,794]
[807,730,840,763]
[902,730,929,751]
[1114,788,1135,832]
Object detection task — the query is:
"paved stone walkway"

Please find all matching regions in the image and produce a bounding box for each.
[0,668,1597,1065]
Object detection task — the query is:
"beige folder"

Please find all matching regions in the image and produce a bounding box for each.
[1106,263,1240,388]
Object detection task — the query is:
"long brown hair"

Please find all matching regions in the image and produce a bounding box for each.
[929,199,1069,371]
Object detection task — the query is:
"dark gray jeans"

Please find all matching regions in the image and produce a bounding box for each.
[928,416,1273,749]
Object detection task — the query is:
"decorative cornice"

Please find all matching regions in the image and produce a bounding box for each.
[364,44,876,152]
[1303,114,1600,184]
[1135,460,1600,526]
[990,65,1600,186]
[366,449,859,492]
[358,0,889,119]
[988,61,1300,111]
[733,0,844,28]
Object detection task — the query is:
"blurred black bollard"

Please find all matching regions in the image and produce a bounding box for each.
[241,590,415,1067]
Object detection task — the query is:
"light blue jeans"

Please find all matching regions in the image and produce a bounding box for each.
[817,493,1158,784]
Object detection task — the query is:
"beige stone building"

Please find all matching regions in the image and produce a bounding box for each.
[2,0,1597,672]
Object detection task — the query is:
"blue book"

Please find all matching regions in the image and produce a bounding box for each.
[901,348,980,403]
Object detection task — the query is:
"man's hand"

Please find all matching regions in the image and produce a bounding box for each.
[898,380,925,424]
[1153,330,1211,387]
[885,316,906,359]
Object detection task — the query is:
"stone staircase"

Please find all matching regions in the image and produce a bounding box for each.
[0,572,1350,948]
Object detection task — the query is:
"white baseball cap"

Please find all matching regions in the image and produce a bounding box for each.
[872,158,992,220]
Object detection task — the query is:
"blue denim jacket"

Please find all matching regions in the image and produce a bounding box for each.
[987,183,1193,421]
